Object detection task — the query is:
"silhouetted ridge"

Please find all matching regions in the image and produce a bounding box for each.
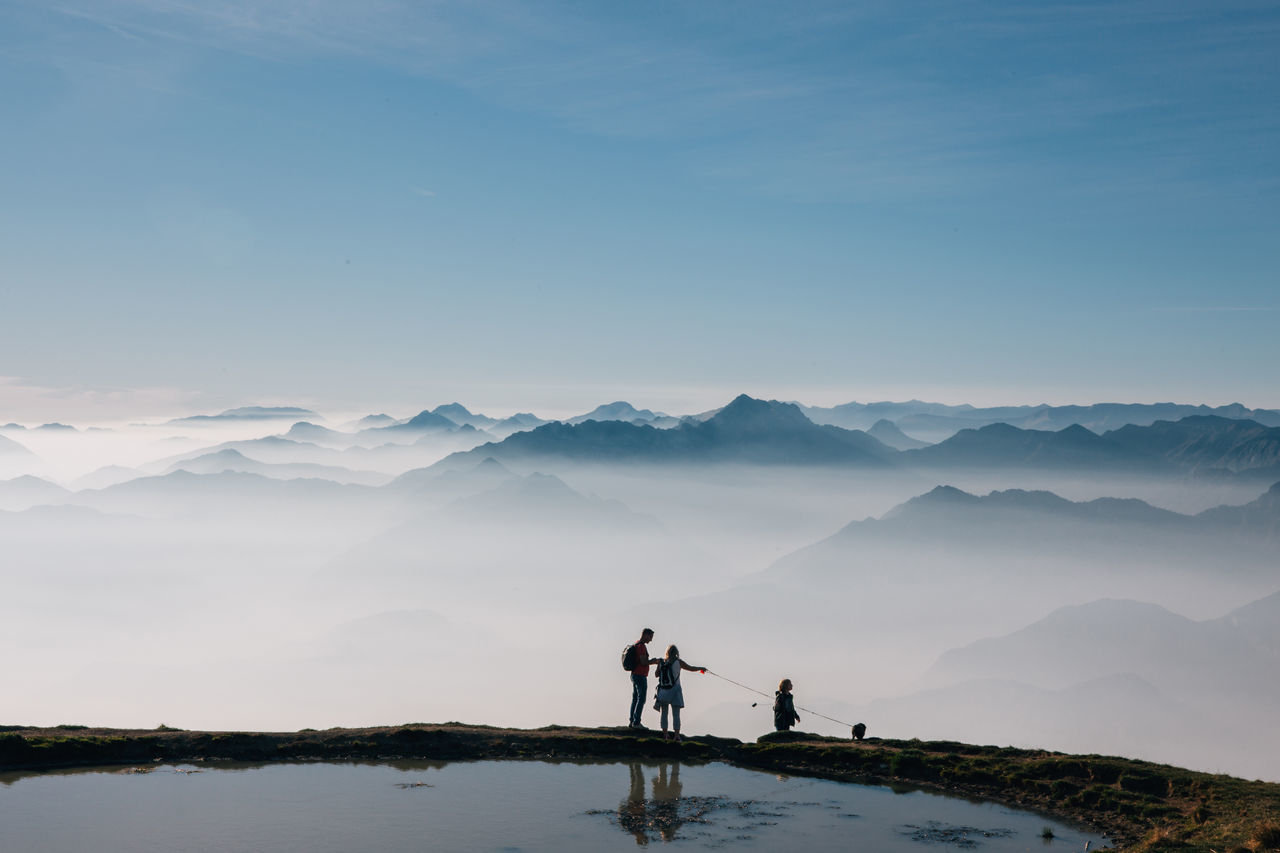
[431,395,896,467]
[568,401,665,424]
[709,395,811,430]
[1104,416,1280,471]
[0,434,35,456]
[433,403,476,419]
[903,421,1137,468]
[867,418,929,450]
[1194,481,1280,540]
[472,457,512,475]
[804,399,1280,433]
[431,403,498,428]
[880,486,1184,525]
[884,485,982,516]
[285,422,350,442]
[403,410,459,430]
[168,406,316,424]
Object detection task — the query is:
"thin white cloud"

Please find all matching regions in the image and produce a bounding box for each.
[0,376,205,425]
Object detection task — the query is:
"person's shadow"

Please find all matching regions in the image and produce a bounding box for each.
[617,762,650,845]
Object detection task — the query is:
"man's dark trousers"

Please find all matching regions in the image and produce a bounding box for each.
[629,673,647,727]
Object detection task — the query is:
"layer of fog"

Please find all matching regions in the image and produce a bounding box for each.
[2,414,1278,782]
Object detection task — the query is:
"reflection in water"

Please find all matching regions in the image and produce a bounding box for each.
[619,762,649,845]
[2,758,1109,852]
[616,762,693,844]
[595,761,1102,850]
[651,763,684,842]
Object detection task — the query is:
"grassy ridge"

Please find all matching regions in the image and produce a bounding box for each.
[746,732,1280,852]
[3,724,1278,852]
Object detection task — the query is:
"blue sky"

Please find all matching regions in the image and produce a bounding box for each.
[1,0,1277,420]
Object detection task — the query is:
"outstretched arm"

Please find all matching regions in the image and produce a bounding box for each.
[679,661,705,673]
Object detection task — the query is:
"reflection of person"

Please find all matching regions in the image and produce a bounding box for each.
[773,678,800,731]
[629,628,660,729]
[650,763,685,842]
[617,762,649,845]
[654,644,705,742]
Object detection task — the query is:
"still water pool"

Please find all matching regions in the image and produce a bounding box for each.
[1,759,1107,852]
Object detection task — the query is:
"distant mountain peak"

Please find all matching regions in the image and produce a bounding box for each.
[902,484,979,507]
[206,449,251,461]
[929,484,974,499]
[708,395,813,430]
[569,400,667,424]
[400,410,459,430]
[168,406,318,425]
[220,406,314,417]
[867,418,929,450]
[473,457,512,475]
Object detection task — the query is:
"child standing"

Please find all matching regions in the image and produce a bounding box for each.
[773,679,800,731]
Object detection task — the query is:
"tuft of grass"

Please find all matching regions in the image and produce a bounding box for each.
[1132,825,1184,851]
[1250,819,1280,850]
[1040,826,1054,839]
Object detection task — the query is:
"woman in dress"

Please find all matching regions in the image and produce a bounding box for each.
[653,644,705,742]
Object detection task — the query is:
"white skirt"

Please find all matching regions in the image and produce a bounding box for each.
[655,682,684,708]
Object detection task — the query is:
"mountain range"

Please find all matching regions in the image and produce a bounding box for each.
[801,400,1280,439]
[862,593,1280,777]
[164,448,392,486]
[426,395,1280,477]
[567,400,678,427]
[0,475,70,511]
[783,481,1280,567]
[433,395,898,469]
[923,595,1280,697]
[167,406,318,425]
[61,469,388,521]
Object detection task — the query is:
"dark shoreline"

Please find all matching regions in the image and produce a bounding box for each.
[4,723,1278,852]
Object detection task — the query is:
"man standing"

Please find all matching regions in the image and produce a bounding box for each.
[629,627,658,729]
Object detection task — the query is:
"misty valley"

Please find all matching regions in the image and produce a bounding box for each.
[3,395,1279,781]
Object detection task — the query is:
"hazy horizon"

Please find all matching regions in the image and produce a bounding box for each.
[5,388,1280,431]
